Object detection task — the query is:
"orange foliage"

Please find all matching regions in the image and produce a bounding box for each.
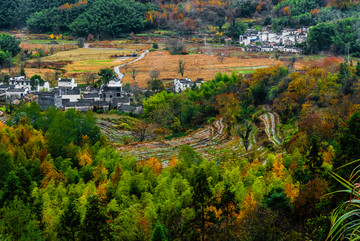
[310,8,320,16]
[77,147,92,166]
[137,157,163,175]
[59,0,87,10]
[168,158,179,168]
[273,153,285,178]
[309,56,344,73]
[283,183,299,203]
[330,0,359,9]
[111,164,123,185]
[283,6,291,15]
[93,161,108,186]
[41,160,67,188]
[323,145,335,164]
[96,181,108,202]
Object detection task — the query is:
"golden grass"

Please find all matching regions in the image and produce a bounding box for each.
[1,68,57,80]
[120,51,283,88]
[28,48,138,80]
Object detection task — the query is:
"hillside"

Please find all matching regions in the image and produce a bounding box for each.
[1,0,360,240]
[2,0,360,55]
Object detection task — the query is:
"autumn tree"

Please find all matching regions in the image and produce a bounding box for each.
[178,59,185,77]
[132,122,149,142]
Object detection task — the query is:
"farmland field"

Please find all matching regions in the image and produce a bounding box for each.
[120,51,283,87]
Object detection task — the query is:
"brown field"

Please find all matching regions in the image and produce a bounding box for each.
[120,51,283,88]
[20,42,78,54]
[28,48,139,82]
[1,68,58,81]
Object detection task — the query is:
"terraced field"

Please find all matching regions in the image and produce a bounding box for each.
[98,106,283,164]
[259,105,282,147]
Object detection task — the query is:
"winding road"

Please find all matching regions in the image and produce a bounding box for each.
[113,50,149,80]
[84,43,149,80]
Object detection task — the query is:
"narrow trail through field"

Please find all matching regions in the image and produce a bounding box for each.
[113,50,149,80]
[84,43,149,81]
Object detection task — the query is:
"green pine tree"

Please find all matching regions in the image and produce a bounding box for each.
[150,222,167,241]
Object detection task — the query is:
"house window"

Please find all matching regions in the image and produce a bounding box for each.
[117,93,120,97]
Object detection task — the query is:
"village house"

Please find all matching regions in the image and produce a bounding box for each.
[64,101,93,112]
[35,81,50,92]
[112,97,130,108]
[240,27,307,52]
[83,93,100,101]
[174,78,194,93]
[58,87,81,102]
[247,45,261,52]
[118,104,143,115]
[100,77,123,102]
[284,46,302,53]
[260,45,274,52]
[58,77,77,89]
[9,76,30,88]
[38,91,63,111]
[93,101,110,112]
[6,88,28,100]
[0,90,6,100]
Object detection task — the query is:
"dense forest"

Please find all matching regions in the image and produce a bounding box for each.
[2,0,360,55]
[0,56,360,240]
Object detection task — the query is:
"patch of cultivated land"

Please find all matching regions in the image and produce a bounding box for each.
[120,51,283,88]
[28,47,138,80]
[1,68,58,81]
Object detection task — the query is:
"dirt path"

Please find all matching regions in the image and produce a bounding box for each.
[84,43,149,81]
[113,50,149,80]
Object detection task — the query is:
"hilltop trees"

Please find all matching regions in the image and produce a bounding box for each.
[98,68,114,85]
[26,0,147,37]
[0,33,21,57]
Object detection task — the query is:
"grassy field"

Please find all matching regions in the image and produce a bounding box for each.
[27,47,138,81]
[27,39,77,44]
[120,51,282,88]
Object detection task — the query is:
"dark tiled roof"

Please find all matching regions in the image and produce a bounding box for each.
[65,102,76,107]
[7,88,26,92]
[83,93,99,98]
[39,92,56,96]
[94,101,109,106]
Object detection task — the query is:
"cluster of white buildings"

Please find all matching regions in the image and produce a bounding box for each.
[239,27,309,53]
[0,76,143,114]
[38,77,142,114]
[0,76,50,103]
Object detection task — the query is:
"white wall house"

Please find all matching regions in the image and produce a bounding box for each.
[58,78,77,88]
[36,82,50,92]
[174,78,195,93]
[6,88,28,100]
[261,45,274,52]
[284,46,302,53]
[107,77,123,88]
[9,76,31,89]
